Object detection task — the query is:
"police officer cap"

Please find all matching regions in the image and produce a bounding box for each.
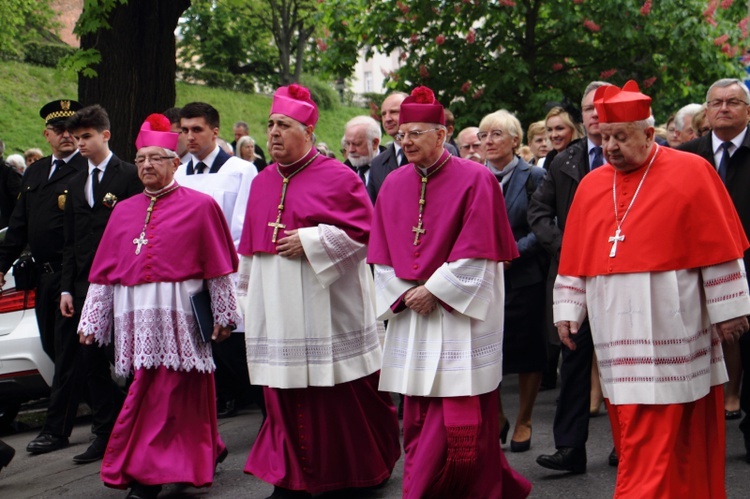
[39,99,83,125]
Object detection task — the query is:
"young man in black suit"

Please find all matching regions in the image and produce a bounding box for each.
[55,104,142,463]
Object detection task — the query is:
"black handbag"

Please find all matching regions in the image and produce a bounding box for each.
[12,253,38,290]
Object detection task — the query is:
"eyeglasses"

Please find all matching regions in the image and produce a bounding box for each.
[394,128,441,142]
[134,155,173,166]
[45,125,69,136]
[706,99,749,109]
[477,130,505,141]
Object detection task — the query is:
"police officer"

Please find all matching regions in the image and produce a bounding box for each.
[0,99,86,455]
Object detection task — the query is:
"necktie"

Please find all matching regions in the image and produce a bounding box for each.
[90,168,101,207]
[49,159,64,179]
[591,146,604,170]
[195,161,207,174]
[718,141,732,183]
[357,165,369,185]
[398,151,408,167]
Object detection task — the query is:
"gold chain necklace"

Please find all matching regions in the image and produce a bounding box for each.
[133,183,180,255]
[411,154,451,245]
[268,152,320,243]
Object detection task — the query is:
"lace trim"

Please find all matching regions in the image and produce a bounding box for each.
[246,324,381,366]
[114,308,214,376]
[79,283,114,345]
[320,224,365,277]
[207,275,242,327]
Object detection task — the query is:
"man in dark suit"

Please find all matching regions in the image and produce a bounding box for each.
[678,77,750,462]
[366,92,408,203]
[0,99,87,454]
[55,104,142,463]
[528,81,614,474]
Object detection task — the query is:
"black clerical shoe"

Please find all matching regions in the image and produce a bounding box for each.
[608,447,619,467]
[26,433,69,454]
[0,440,15,471]
[217,398,238,419]
[265,486,313,499]
[73,435,109,464]
[536,447,587,474]
[126,483,162,499]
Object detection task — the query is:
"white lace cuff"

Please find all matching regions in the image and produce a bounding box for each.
[78,283,114,345]
[207,275,242,328]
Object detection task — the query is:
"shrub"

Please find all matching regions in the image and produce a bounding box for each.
[24,41,75,68]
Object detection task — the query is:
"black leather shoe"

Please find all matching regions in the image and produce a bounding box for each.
[73,435,109,464]
[265,486,312,499]
[536,447,587,473]
[217,399,237,419]
[126,483,162,499]
[26,433,69,454]
[608,447,619,467]
[0,440,15,471]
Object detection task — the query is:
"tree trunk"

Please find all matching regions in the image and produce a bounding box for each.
[78,0,190,160]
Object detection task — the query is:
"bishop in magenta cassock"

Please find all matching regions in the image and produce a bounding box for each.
[237,84,400,499]
[368,86,532,499]
[554,81,750,498]
[78,114,242,499]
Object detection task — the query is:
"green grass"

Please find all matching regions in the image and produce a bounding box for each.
[0,60,370,160]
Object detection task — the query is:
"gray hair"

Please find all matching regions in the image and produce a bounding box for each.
[345,115,382,142]
[6,154,25,171]
[233,121,249,132]
[582,81,612,105]
[633,116,656,130]
[674,103,703,131]
[236,135,259,161]
[706,78,750,103]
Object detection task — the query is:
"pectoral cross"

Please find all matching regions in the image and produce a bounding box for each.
[412,219,425,245]
[608,229,625,258]
[133,232,148,255]
[268,212,286,243]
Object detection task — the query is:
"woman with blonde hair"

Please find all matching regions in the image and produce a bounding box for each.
[478,109,548,453]
[544,106,584,164]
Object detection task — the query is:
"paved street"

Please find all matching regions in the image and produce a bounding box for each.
[1,375,749,498]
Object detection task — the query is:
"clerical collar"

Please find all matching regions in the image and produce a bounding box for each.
[88,151,113,174]
[278,147,316,173]
[416,149,450,175]
[144,179,179,197]
[190,145,220,170]
[711,128,747,155]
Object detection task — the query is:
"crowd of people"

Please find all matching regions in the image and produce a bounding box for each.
[0,75,749,499]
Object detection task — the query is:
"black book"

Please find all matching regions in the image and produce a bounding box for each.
[190,289,213,343]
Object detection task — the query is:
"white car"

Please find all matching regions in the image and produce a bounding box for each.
[0,228,53,426]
